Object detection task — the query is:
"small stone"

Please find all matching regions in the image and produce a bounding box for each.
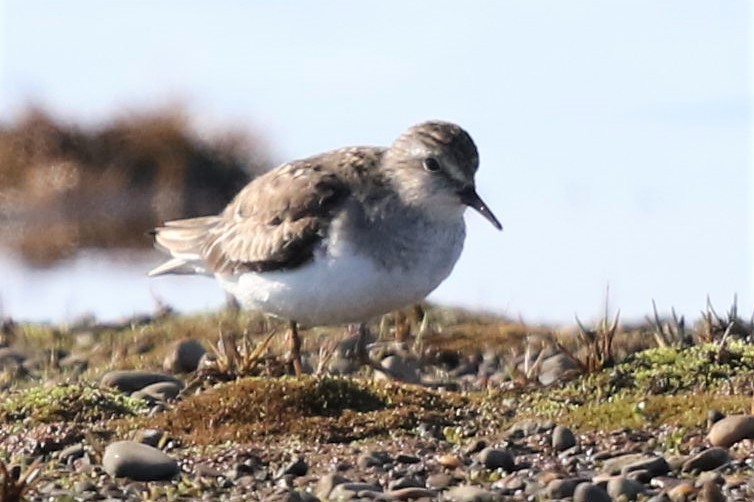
[606,476,646,501]
[573,482,611,502]
[58,443,85,464]
[707,409,725,427]
[374,355,420,384]
[682,447,730,472]
[281,457,308,477]
[357,450,391,469]
[707,414,754,447]
[602,453,669,477]
[100,370,182,393]
[329,482,382,500]
[478,447,515,472]
[102,440,178,481]
[387,487,436,500]
[463,439,487,455]
[163,338,206,373]
[538,353,580,385]
[546,478,580,498]
[388,476,424,490]
[395,453,420,464]
[426,473,453,489]
[131,380,184,403]
[437,453,463,469]
[698,479,725,502]
[551,425,577,451]
[667,481,696,502]
[315,473,351,500]
[444,485,502,502]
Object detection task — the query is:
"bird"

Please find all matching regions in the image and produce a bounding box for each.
[149,120,502,375]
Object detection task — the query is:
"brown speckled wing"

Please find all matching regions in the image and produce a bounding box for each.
[199,148,382,275]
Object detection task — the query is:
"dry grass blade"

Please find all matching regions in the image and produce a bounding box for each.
[647,300,687,348]
[0,457,43,502]
[568,310,620,373]
[207,328,278,378]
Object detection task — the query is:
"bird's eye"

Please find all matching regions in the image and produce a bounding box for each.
[423,157,441,172]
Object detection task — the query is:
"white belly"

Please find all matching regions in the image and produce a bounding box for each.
[217,241,462,326]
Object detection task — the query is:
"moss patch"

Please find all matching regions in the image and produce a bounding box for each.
[0,383,148,423]
[152,376,469,444]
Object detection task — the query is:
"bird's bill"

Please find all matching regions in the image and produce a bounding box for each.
[458,187,503,230]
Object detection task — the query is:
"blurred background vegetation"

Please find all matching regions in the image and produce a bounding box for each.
[0,107,272,267]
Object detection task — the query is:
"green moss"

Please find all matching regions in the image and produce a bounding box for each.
[151,375,469,444]
[0,383,148,423]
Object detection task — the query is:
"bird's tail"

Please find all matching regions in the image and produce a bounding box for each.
[148,216,220,276]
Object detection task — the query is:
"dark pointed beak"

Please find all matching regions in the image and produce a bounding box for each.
[458,187,503,230]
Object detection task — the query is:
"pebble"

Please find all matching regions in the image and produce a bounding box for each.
[444,485,502,502]
[328,482,382,500]
[100,370,183,393]
[102,440,179,481]
[478,447,515,471]
[357,450,392,469]
[280,456,308,477]
[315,472,350,500]
[667,481,696,501]
[58,443,85,464]
[606,476,646,501]
[375,355,421,384]
[698,478,726,502]
[0,347,25,369]
[707,414,754,447]
[682,447,730,472]
[551,425,577,451]
[163,338,206,373]
[573,482,611,502]
[546,478,580,498]
[426,473,453,489]
[131,380,183,403]
[538,353,580,385]
[602,453,669,477]
[387,487,437,500]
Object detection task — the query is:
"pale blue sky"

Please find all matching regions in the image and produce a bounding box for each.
[1,1,751,323]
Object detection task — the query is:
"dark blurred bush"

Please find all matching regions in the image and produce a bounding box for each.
[0,107,271,267]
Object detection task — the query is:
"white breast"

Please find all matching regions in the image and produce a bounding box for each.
[217,223,465,326]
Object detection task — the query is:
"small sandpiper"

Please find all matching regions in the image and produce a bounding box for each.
[149,121,502,374]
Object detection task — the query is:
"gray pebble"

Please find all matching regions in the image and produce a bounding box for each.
[444,485,503,502]
[602,453,669,477]
[573,482,611,502]
[388,475,424,490]
[375,354,421,384]
[357,450,392,469]
[163,338,206,373]
[100,370,183,393]
[538,353,580,385]
[58,443,85,464]
[707,414,754,447]
[478,447,515,472]
[606,476,646,501]
[682,447,730,472]
[426,473,453,489]
[329,482,382,500]
[132,380,183,403]
[280,456,308,477]
[546,478,581,498]
[552,425,577,451]
[388,487,437,500]
[315,473,350,500]
[102,440,178,481]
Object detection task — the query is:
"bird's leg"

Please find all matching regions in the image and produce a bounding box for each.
[286,320,304,376]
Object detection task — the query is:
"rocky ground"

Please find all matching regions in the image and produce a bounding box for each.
[1,304,753,501]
